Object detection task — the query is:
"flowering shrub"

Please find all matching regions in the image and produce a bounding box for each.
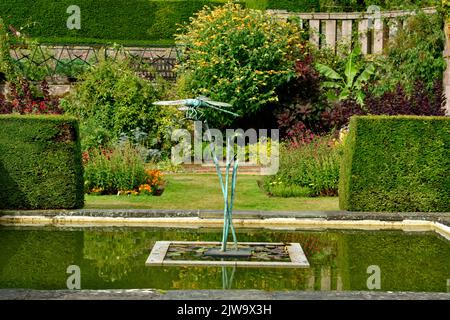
[138,169,165,196]
[263,135,341,197]
[0,79,62,115]
[176,2,306,127]
[276,120,317,149]
[83,143,165,196]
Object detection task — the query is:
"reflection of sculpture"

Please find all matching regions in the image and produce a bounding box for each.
[222,266,236,289]
[154,97,239,252]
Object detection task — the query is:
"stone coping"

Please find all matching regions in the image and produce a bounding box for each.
[1,217,449,242]
[0,209,449,224]
[0,289,449,300]
[145,241,310,268]
[1,210,449,242]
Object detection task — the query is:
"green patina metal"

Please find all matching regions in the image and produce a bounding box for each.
[154,97,240,252]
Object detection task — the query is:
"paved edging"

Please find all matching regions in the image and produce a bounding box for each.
[1,215,449,241]
[1,209,449,223]
[0,289,449,300]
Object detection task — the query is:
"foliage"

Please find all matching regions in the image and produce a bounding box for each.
[60,57,180,153]
[275,45,372,136]
[83,142,165,195]
[0,79,62,114]
[316,47,375,106]
[339,115,450,212]
[0,1,442,46]
[0,18,17,82]
[11,44,54,82]
[267,0,320,12]
[263,135,341,197]
[267,0,440,12]
[175,2,306,127]
[261,181,314,198]
[0,1,224,44]
[0,115,84,209]
[55,59,89,79]
[371,12,446,96]
[365,80,446,116]
[320,79,445,130]
[275,53,326,134]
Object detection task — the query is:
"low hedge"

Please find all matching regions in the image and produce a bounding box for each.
[339,115,449,212]
[267,0,320,12]
[0,0,223,43]
[0,115,84,209]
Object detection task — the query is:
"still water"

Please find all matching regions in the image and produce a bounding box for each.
[0,226,449,292]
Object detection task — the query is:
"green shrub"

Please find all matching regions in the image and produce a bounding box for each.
[339,115,450,212]
[175,2,306,127]
[0,1,441,45]
[267,0,320,12]
[60,57,180,153]
[55,59,89,79]
[263,136,341,197]
[0,115,84,209]
[83,143,165,195]
[372,12,446,96]
[0,18,17,82]
[264,183,313,198]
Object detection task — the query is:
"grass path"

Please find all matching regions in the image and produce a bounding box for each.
[85,174,339,211]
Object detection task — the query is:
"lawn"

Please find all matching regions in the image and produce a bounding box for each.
[85,174,339,211]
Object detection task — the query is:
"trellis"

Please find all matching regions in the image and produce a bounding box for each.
[8,45,180,82]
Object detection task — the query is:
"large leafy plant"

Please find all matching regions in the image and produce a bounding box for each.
[315,47,375,106]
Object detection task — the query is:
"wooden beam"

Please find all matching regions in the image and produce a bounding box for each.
[358,19,369,55]
[325,20,337,49]
[309,20,320,47]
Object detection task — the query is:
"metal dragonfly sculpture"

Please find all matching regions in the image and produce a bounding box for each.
[154,97,240,253]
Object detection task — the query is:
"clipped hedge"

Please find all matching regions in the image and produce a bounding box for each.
[0,0,223,43]
[0,115,84,209]
[267,0,320,12]
[339,115,450,212]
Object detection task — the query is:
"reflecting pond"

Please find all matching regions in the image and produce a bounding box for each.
[0,226,449,292]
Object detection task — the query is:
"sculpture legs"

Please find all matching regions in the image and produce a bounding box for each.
[204,122,238,252]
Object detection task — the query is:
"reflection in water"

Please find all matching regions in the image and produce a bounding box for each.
[222,266,236,290]
[0,227,449,292]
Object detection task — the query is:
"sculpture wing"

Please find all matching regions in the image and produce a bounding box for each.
[153,100,187,106]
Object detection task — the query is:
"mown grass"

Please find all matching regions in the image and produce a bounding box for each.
[85,174,339,211]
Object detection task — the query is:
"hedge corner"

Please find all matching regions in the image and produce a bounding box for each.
[0,115,84,210]
[339,115,450,213]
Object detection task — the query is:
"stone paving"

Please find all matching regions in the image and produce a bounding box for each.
[1,289,449,300]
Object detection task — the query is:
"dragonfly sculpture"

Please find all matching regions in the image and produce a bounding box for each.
[153,96,239,120]
[154,97,240,253]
